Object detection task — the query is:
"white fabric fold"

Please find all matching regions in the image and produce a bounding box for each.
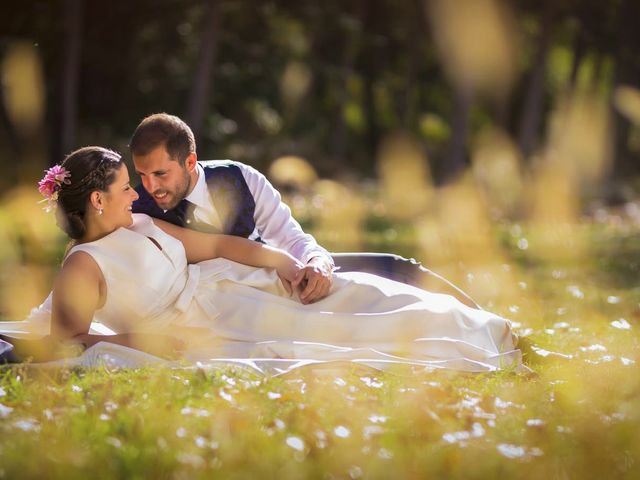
[175,264,201,313]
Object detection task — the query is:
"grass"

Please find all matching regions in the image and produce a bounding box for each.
[1,215,640,478]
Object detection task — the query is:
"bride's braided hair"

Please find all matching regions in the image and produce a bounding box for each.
[55,146,123,239]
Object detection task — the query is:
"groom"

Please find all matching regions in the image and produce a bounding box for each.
[131,113,335,303]
[130,113,478,307]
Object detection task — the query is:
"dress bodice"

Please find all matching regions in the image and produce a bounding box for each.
[66,214,191,332]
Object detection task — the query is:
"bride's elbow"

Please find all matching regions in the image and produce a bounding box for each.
[51,316,89,341]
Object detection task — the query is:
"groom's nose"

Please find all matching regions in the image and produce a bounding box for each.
[142,176,156,193]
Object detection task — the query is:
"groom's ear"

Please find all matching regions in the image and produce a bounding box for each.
[185,152,197,173]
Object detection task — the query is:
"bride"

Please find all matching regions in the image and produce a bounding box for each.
[0,147,522,372]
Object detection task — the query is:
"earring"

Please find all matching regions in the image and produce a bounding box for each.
[98,208,103,215]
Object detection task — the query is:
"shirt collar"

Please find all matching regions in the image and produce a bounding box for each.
[184,163,211,210]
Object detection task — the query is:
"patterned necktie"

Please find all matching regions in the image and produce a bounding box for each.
[174,199,195,227]
[175,199,219,233]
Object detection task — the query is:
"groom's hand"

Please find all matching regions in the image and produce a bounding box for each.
[292,257,333,304]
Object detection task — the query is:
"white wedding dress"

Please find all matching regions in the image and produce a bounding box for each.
[1,214,522,373]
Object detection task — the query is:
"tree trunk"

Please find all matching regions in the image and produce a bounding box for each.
[357,0,381,172]
[611,0,640,179]
[591,54,605,90]
[398,2,421,129]
[362,64,379,171]
[332,43,355,164]
[441,85,473,183]
[517,9,554,159]
[327,3,357,164]
[567,30,586,93]
[0,91,19,156]
[186,0,221,139]
[60,0,83,156]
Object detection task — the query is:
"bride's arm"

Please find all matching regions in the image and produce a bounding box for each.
[152,218,303,283]
[50,252,184,358]
[51,251,104,340]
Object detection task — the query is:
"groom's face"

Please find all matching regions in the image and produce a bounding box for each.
[133,145,193,210]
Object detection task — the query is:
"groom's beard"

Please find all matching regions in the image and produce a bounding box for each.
[153,169,192,210]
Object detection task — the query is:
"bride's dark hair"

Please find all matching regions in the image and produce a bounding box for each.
[56,146,123,239]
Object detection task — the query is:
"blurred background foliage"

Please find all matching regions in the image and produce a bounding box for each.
[0,0,639,182]
[1,0,640,318]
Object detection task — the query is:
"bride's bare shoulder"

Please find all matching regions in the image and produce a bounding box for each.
[53,251,106,306]
[59,251,104,283]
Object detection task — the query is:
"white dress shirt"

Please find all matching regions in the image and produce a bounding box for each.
[185,161,333,266]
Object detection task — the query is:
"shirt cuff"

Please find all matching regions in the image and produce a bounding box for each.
[306,253,335,271]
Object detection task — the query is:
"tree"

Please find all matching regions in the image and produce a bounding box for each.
[60,0,83,157]
[186,0,221,139]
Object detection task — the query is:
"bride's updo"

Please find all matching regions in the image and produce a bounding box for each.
[55,147,123,239]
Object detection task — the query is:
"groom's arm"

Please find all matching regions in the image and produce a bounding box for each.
[240,164,332,263]
[239,164,334,303]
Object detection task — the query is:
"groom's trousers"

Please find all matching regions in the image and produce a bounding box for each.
[331,253,480,309]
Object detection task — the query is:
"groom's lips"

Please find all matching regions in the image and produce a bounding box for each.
[153,192,171,204]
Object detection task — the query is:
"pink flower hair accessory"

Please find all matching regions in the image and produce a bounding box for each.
[38,165,71,212]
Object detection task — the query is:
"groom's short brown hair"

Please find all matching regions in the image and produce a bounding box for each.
[129,113,196,165]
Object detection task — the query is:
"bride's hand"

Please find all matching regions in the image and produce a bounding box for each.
[276,256,305,296]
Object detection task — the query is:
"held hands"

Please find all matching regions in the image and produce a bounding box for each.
[291,256,334,304]
[276,255,305,297]
[274,253,334,304]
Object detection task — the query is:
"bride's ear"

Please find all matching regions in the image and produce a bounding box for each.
[89,191,104,212]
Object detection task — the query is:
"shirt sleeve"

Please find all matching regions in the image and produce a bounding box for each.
[239,163,334,266]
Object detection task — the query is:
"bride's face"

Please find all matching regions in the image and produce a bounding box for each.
[101,164,139,228]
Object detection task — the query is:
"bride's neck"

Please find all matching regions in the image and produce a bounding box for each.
[78,218,118,244]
